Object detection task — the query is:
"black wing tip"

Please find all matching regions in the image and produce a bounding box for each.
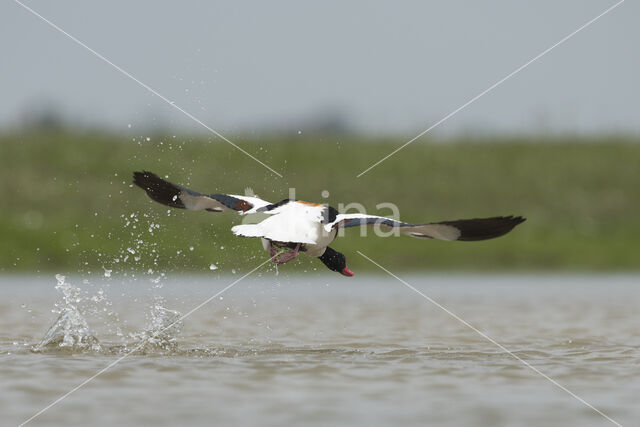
[132,170,185,209]
[503,215,527,229]
[481,215,526,224]
[132,170,158,186]
[497,215,526,224]
[445,215,526,241]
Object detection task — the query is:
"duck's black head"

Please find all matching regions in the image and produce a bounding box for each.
[319,247,354,277]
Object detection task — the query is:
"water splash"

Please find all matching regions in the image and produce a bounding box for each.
[34,274,101,352]
[133,305,183,352]
[102,266,112,278]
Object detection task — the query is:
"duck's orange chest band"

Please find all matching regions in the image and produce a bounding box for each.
[297,200,323,207]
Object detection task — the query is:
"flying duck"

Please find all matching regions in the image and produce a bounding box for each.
[133,171,525,276]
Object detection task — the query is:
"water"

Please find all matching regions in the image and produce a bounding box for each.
[33,275,101,353]
[1,274,639,426]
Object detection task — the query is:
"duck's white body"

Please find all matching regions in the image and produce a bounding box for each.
[133,171,525,276]
[233,201,338,257]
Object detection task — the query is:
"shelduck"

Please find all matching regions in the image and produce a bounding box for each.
[133,171,525,276]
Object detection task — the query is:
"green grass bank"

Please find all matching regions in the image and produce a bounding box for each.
[1,129,639,274]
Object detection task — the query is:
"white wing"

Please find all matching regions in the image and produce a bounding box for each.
[232,201,326,244]
[325,213,525,241]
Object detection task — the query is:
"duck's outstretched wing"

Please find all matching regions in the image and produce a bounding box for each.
[325,214,525,241]
[133,171,270,214]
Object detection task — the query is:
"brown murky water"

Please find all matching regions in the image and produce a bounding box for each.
[1,274,639,426]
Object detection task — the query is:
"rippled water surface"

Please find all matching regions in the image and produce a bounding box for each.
[1,274,639,426]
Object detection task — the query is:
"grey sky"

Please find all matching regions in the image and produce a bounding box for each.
[2,0,638,136]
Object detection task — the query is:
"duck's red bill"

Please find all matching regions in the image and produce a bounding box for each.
[341,267,355,277]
